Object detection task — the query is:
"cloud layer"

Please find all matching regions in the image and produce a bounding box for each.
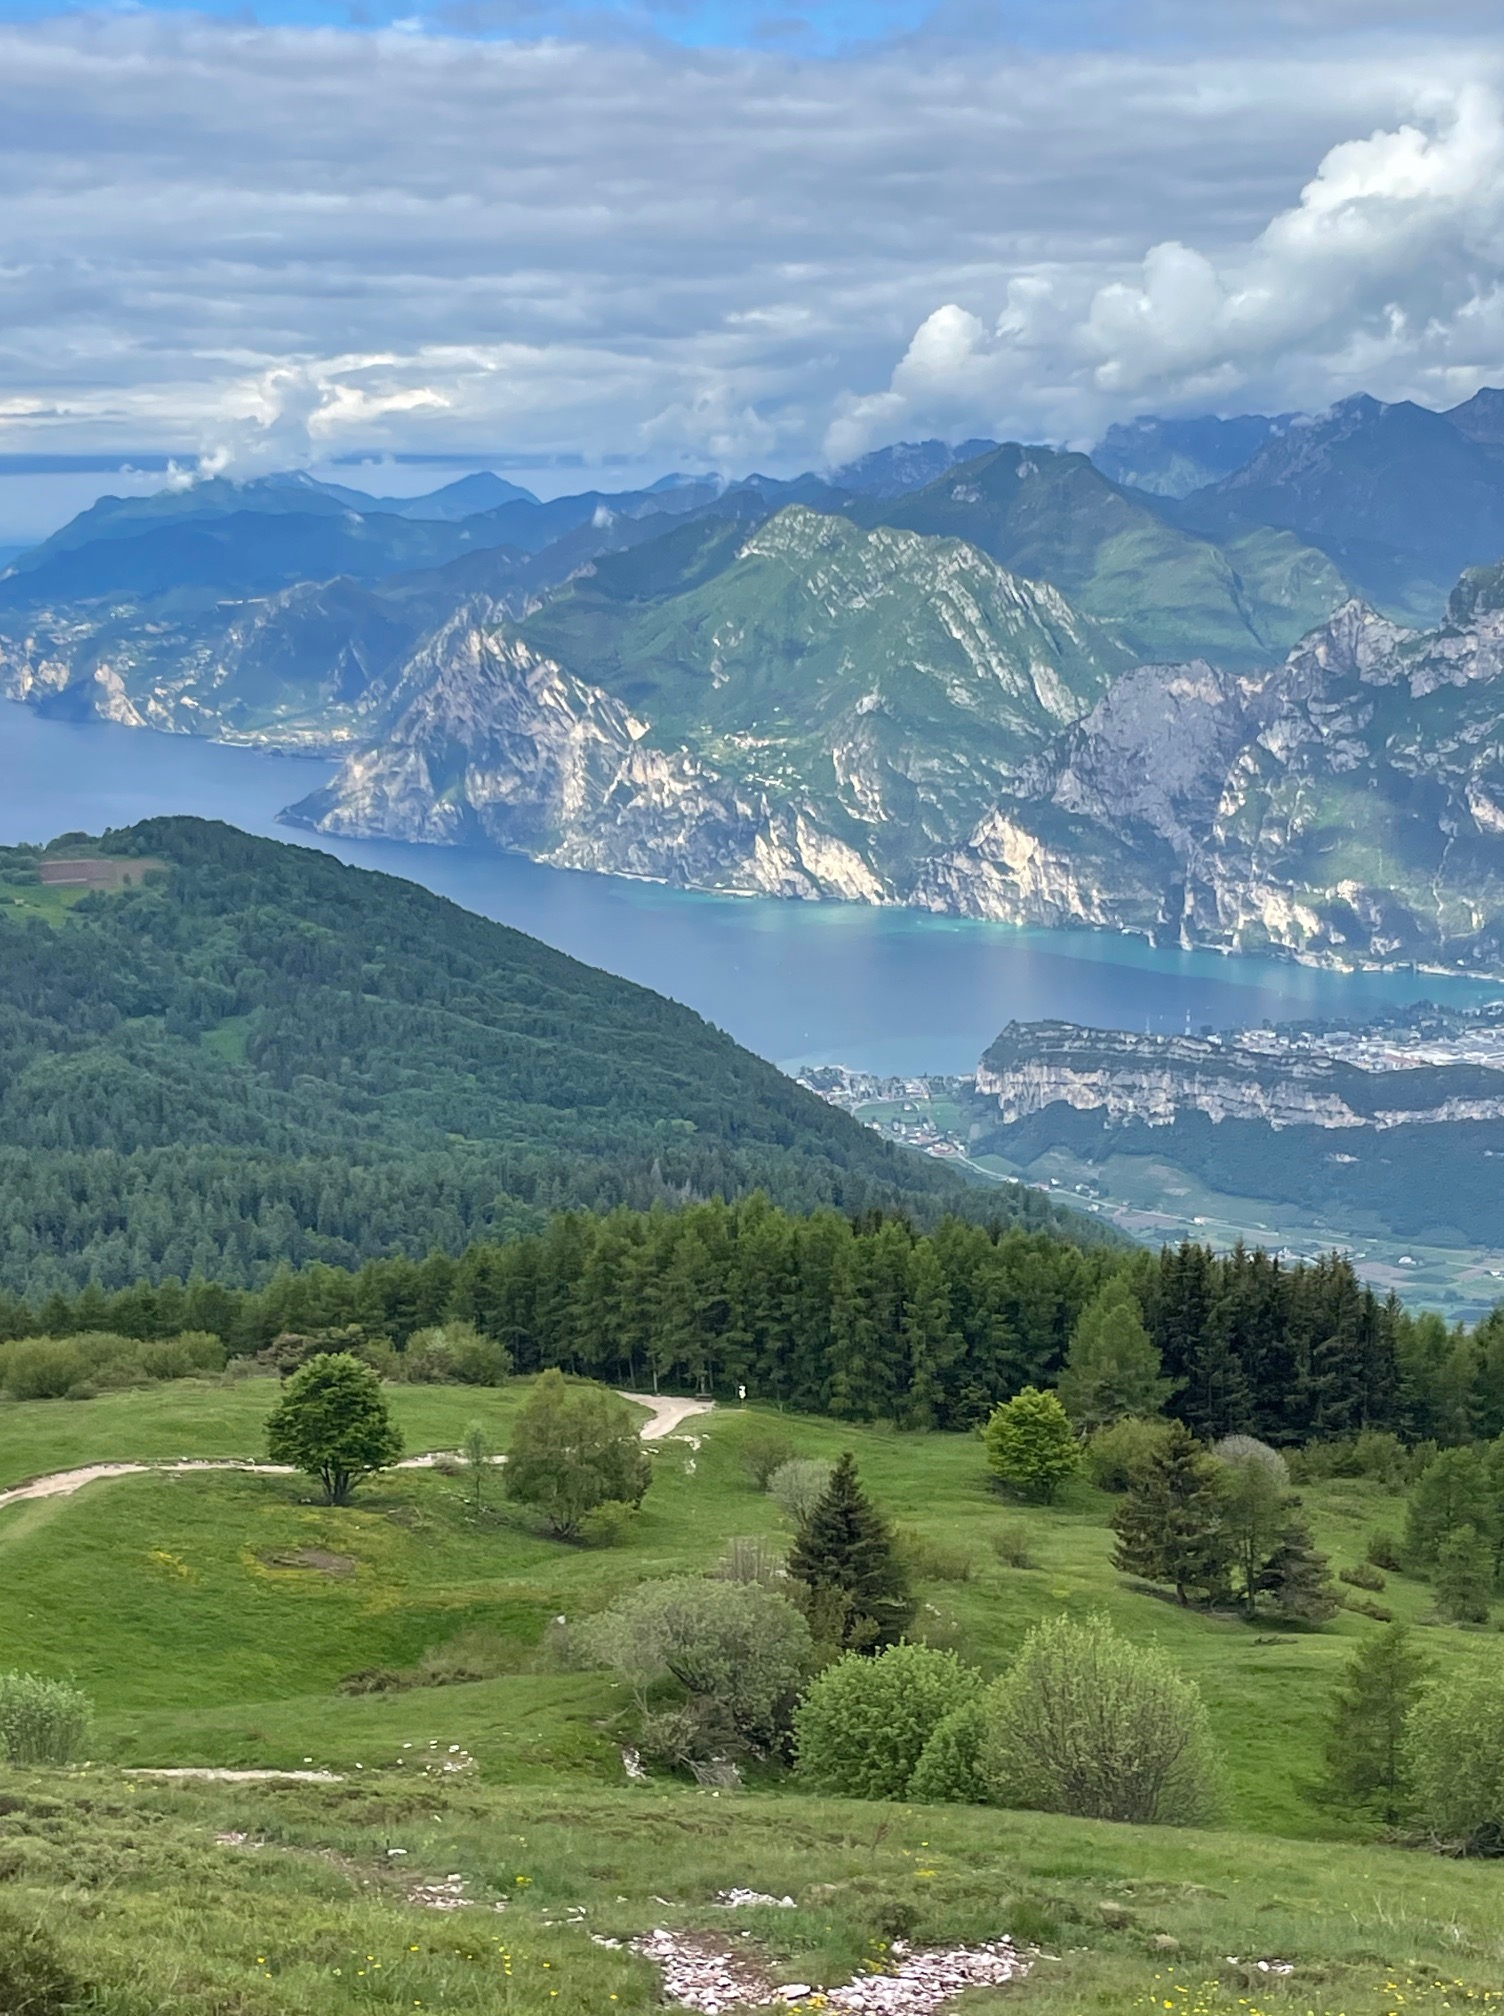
[0,15,1500,481]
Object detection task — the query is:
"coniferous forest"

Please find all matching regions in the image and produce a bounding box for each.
[6,1199,1501,1447]
[0,818,1089,1295]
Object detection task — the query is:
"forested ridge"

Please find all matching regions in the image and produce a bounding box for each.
[7,1198,1500,1444]
[0,818,1094,1294]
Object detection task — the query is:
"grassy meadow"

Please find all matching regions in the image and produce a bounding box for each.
[3,1375,1503,2014]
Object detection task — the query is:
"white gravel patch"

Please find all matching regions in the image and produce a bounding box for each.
[625,1929,1028,2014]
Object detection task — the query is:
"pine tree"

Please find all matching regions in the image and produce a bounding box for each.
[1111,1421,1232,1606]
[1257,1511,1340,1624]
[1325,1624,1429,1823]
[786,1452,914,1652]
[1434,1523,1494,1625]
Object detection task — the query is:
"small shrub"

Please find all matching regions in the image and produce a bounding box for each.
[895,1527,973,1583]
[1340,1561,1386,1591]
[1212,1434,1290,1489]
[713,1535,787,1586]
[137,1331,225,1380]
[1366,1530,1403,1572]
[0,1904,83,2016]
[795,1642,981,1800]
[576,1499,640,1547]
[907,1692,992,1804]
[740,1423,797,1490]
[979,1613,1221,1825]
[990,1527,1037,1570]
[767,1457,834,1529]
[0,1672,91,1764]
[1345,1597,1394,1622]
[1084,1416,1172,1492]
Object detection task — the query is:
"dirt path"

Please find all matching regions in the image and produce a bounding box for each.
[619,1393,714,1440]
[0,1393,714,1512]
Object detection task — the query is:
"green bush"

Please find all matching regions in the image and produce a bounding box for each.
[1366,1530,1404,1572]
[1084,1416,1173,1492]
[907,1691,993,1804]
[1345,1597,1394,1621]
[989,1527,1037,1569]
[0,1337,92,1400]
[581,1575,812,1756]
[1407,1664,1504,1849]
[984,1387,1078,1502]
[0,1672,91,1764]
[740,1423,797,1490]
[0,1329,223,1399]
[1339,1561,1386,1591]
[794,1642,980,1800]
[979,1613,1221,1826]
[0,1904,83,2015]
[401,1321,512,1386]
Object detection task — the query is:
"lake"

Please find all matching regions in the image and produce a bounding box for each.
[2,700,1497,1075]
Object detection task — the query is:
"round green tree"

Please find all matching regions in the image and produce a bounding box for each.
[794,1642,980,1800]
[1407,1663,1504,1849]
[504,1370,651,1539]
[984,1386,1078,1502]
[264,1351,403,1505]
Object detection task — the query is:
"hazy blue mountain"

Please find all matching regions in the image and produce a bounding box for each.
[1177,394,1504,617]
[1091,413,1288,497]
[856,441,1348,666]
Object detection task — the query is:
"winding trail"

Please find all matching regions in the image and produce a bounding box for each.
[0,1390,713,1513]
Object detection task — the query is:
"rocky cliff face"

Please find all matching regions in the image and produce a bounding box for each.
[975,1021,1504,1131]
[288,604,890,900]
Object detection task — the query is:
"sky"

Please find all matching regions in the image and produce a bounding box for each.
[2,0,1504,536]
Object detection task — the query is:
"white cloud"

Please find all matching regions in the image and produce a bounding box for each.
[833,82,1504,455]
[0,15,1498,489]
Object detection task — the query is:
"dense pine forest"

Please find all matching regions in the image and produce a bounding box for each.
[6,1199,1500,1446]
[0,818,1090,1295]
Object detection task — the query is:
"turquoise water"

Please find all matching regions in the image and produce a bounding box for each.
[2,701,1497,1074]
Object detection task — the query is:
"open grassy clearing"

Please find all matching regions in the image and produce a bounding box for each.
[0,1379,541,1492]
[2,1768,1501,2016]
[1,1380,1497,1844]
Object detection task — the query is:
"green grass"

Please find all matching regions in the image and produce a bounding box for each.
[0,1376,536,1490]
[5,1384,1504,2012]
[0,1384,1494,1845]
[2,1770,1502,2016]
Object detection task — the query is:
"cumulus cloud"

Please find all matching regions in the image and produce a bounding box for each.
[831,83,1504,455]
[0,14,1498,488]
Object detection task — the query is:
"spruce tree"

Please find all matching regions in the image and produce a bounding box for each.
[1325,1623,1429,1823]
[1404,1446,1493,1567]
[1257,1512,1340,1624]
[1111,1420,1232,1606]
[786,1452,914,1652]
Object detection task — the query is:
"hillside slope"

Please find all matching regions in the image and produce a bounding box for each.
[0,818,1087,1295]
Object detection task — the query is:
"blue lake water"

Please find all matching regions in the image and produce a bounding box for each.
[3,699,1499,1075]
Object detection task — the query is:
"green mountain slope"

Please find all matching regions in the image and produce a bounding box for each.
[292,507,1136,896]
[0,818,1086,1296]
[862,442,1350,665]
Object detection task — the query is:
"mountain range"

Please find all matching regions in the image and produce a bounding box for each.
[8,391,1504,969]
